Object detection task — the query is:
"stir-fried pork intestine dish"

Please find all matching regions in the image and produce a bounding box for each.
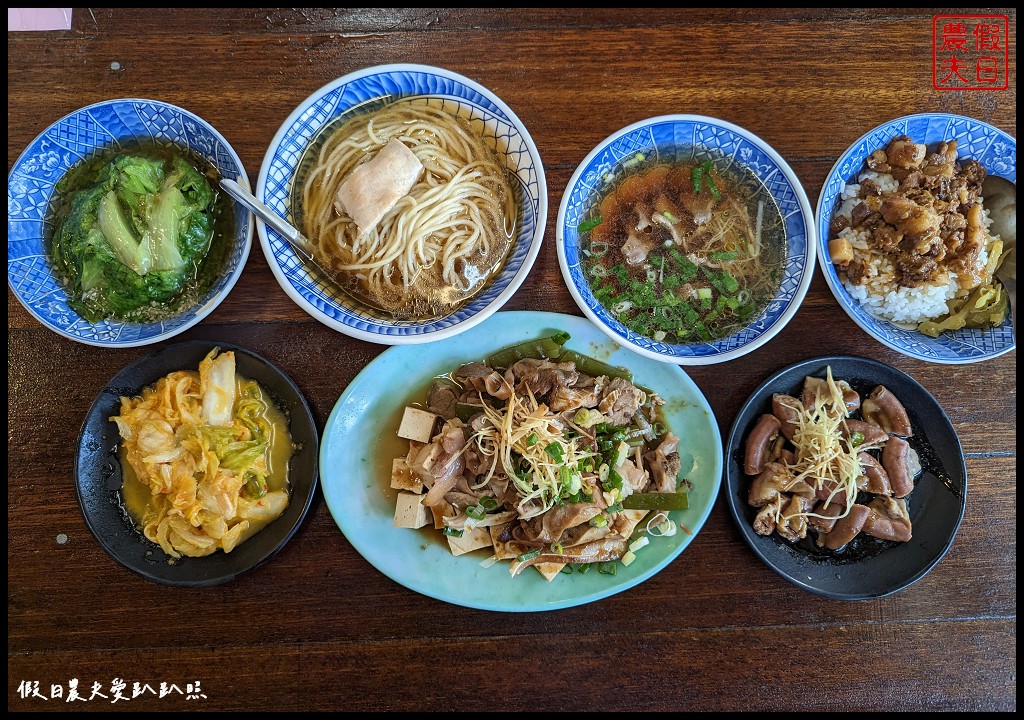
[112,349,293,559]
[743,367,921,550]
[391,332,691,580]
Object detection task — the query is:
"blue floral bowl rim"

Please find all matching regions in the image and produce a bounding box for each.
[6,97,253,348]
[813,112,1016,364]
[254,63,547,345]
[556,113,816,365]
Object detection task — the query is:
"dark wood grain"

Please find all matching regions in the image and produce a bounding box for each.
[7,8,1016,712]
[8,617,1016,711]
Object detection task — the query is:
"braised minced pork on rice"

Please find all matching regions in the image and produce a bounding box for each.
[828,136,1002,327]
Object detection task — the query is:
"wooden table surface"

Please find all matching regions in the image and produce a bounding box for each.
[8,9,1016,712]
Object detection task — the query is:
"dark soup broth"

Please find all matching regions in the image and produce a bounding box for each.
[580,151,785,343]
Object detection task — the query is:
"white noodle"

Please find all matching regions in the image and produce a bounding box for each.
[301,102,513,316]
[754,199,764,256]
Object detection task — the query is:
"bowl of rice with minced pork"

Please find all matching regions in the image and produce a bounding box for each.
[816,113,1015,364]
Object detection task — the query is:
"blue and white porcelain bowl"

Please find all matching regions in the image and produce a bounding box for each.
[557,115,815,365]
[257,64,546,345]
[7,99,252,347]
[816,113,1016,364]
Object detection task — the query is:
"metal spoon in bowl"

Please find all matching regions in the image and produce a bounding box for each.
[219,176,413,318]
[219,176,327,271]
[982,174,1016,331]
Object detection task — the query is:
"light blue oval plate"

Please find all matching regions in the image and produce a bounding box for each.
[816,113,1016,363]
[320,311,722,611]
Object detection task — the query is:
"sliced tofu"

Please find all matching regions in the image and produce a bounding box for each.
[397,407,438,444]
[446,526,492,556]
[615,509,650,538]
[489,521,528,560]
[390,457,423,494]
[393,492,430,529]
[533,561,567,582]
[405,440,425,466]
[334,138,424,235]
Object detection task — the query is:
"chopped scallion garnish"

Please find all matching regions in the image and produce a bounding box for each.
[544,441,565,462]
[516,549,541,562]
[598,562,618,575]
[577,216,604,233]
[706,173,722,201]
[629,536,651,552]
[442,527,464,538]
[589,514,608,528]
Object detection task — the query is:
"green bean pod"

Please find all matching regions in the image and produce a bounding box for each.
[621,491,689,511]
[557,349,632,382]
[485,332,571,368]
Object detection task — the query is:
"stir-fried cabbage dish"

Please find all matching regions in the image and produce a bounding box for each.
[112,349,291,558]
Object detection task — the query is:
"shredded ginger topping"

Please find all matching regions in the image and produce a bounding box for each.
[472,386,597,520]
[781,366,861,525]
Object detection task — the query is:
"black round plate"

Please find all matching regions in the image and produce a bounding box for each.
[75,341,319,586]
[724,355,967,600]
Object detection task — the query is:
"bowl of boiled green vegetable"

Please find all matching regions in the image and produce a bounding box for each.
[7,99,252,347]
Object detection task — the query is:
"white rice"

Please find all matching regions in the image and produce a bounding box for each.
[834,170,996,324]
[843,271,959,324]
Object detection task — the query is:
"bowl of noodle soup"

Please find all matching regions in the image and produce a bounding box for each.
[257,64,546,343]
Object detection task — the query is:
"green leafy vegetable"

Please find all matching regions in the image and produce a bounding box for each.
[51,152,219,322]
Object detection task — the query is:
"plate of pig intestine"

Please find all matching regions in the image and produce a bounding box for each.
[724,356,966,600]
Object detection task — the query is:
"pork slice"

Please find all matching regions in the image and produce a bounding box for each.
[510,358,579,398]
[334,138,424,234]
[598,377,646,425]
[622,229,653,265]
[643,433,680,493]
